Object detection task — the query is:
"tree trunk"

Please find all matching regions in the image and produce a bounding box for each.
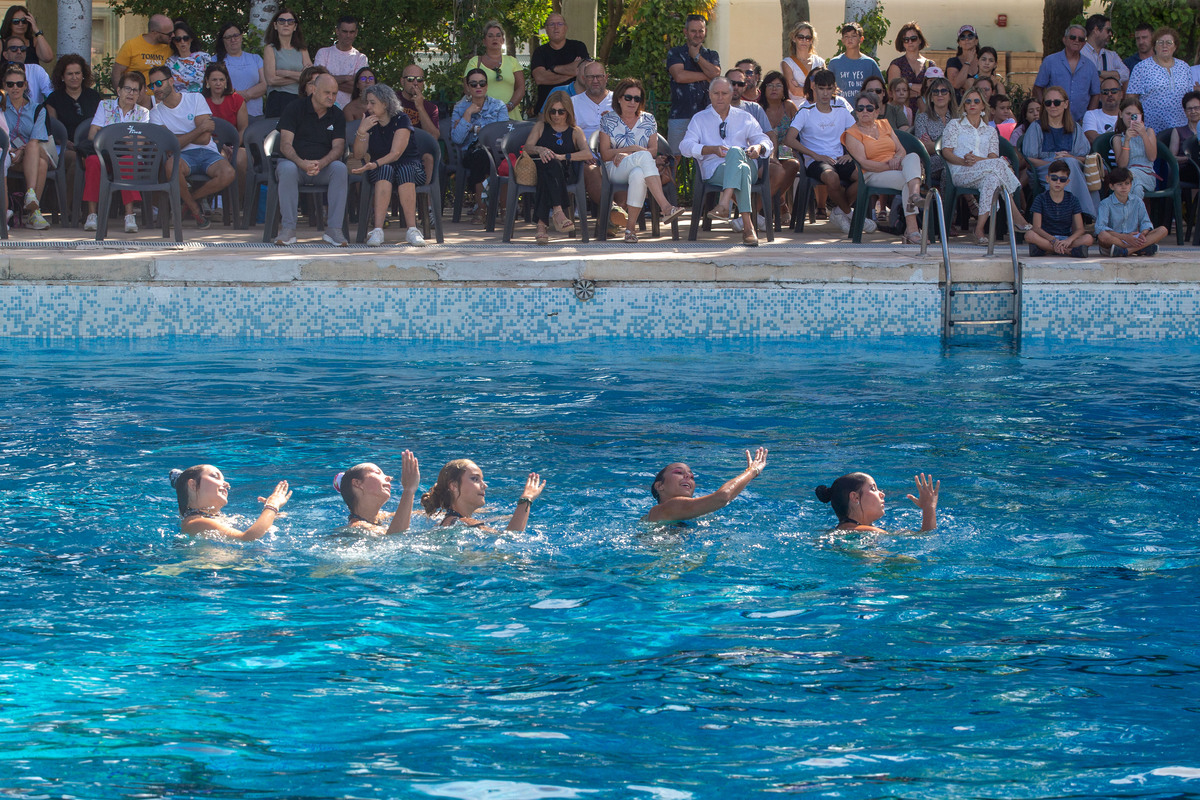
[57,0,90,58]
[1042,0,1085,57]
[597,0,624,64]
[249,0,275,35]
[844,0,875,23]
[779,0,811,57]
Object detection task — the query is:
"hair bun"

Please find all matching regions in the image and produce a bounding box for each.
[814,485,833,504]
[333,472,345,492]
[168,468,183,488]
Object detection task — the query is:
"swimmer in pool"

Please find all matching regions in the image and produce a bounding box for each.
[420,459,545,532]
[170,464,291,541]
[643,447,769,523]
[815,472,939,533]
[334,450,420,533]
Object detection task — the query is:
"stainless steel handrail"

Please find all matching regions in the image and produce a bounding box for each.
[918,189,953,338]
[984,187,1022,339]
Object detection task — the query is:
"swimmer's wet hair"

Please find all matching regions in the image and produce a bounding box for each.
[335,463,375,515]
[649,464,673,502]
[421,459,476,514]
[170,464,208,515]
[815,472,870,523]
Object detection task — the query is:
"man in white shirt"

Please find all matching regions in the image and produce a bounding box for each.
[148,65,236,229]
[1082,77,1123,144]
[314,16,368,107]
[570,59,619,230]
[783,67,862,235]
[681,77,772,246]
[727,67,790,232]
[1081,14,1129,87]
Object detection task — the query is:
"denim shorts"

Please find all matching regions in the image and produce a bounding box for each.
[181,147,226,175]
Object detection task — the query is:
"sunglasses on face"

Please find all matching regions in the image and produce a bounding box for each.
[1048,174,1069,182]
[548,107,567,116]
[1066,34,1085,42]
[276,17,296,24]
[6,44,27,52]
[1101,88,1121,95]
[621,93,642,103]
[149,78,167,88]
[730,80,745,87]
[930,87,949,95]
[5,80,24,88]
[11,17,28,24]
[223,32,242,40]
[1044,99,1065,107]
[963,98,983,105]
[902,36,919,43]
[467,80,486,88]
[855,104,875,112]
[171,35,190,42]
[958,32,976,40]
[402,76,424,83]
[795,34,812,41]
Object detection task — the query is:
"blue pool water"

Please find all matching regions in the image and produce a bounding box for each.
[1,338,1198,799]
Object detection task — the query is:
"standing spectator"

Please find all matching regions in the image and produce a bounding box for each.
[148,65,236,229]
[1033,25,1099,123]
[166,21,212,94]
[3,62,51,229]
[827,22,881,99]
[1124,24,1154,75]
[273,73,347,246]
[81,71,150,233]
[464,20,525,120]
[45,54,101,197]
[913,76,957,186]
[969,47,1008,98]
[4,36,50,104]
[681,77,772,246]
[945,25,979,95]
[784,68,861,234]
[0,6,52,64]
[888,20,931,115]
[350,83,427,248]
[1080,14,1128,86]
[1095,167,1167,256]
[1126,27,1192,133]
[1024,158,1092,257]
[214,22,266,120]
[112,14,173,91]
[342,67,375,121]
[781,21,824,106]
[522,94,591,245]
[735,58,762,103]
[1020,85,1095,216]
[530,13,589,113]
[263,8,312,118]
[1081,76,1123,144]
[449,68,509,224]
[315,16,367,109]
[666,14,720,155]
[598,78,686,244]
[942,87,1033,244]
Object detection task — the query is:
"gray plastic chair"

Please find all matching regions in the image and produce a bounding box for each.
[475,119,529,232]
[184,116,240,226]
[260,128,349,243]
[93,121,183,241]
[593,130,679,241]
[501,125,588,243]
[241,116,279,228]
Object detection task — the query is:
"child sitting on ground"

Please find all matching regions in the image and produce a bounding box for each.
[1094,167,1168,257]
[1025,159,1094,258]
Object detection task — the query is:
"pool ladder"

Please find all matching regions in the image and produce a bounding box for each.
[920,188,1023,342]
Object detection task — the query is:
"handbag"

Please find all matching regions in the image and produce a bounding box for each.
[40,135,58,169]
[1082,152,1105,193]
[514,149,538,185]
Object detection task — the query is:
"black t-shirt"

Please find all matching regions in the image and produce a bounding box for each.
[45,88,102,140]
[278,96,347,161]
[530,39,589,111]
[366,113,418,162]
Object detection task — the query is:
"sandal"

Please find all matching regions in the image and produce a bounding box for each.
[973,233,990,246]
[536,223,549,246]
[742,229,759,247]
[552,210,575,233]
[706,204,731,221]
[624,228,638,244]
[905,195,922,215]
[661,205,685,224]
[1015,221,1033,232]
[904,230,922,245]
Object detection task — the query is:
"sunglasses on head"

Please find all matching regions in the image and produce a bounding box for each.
[1048,174,1069,182]
[621,93,642,103]
[149,78,167,88]
[1044,98,1065,106]
[4,79,25,88]
[855,103,875,112]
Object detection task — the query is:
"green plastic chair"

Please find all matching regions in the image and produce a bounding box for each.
[937,134,1023,236]
[1092,129,1184,245]
[848,129,931,243]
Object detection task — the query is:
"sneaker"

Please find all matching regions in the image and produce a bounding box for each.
[730,217,744,233]
[863,216,878,234]
[191,209,210,230]
[1109,245,1129,257]
[756,213,767,230]
[1133,243,1158,256]
[365,227,385,247]
[405,226,427,247]
[84,213,98,232]
[124,214,138,233]
[830,206,851,235]
[323,230,349,247]
[274,227,297,246]
[28,209,50,230]
[23,188,39,212]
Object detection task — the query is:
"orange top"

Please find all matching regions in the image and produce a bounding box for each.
[842,118,898,163]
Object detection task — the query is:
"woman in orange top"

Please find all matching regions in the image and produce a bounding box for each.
[841,91,924,244]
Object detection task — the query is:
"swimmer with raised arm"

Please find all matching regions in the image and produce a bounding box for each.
[815,472,939,533]
[420,459,545,532]
[170,464,291,541]
[643,447,768,523]
[334,451,420,533]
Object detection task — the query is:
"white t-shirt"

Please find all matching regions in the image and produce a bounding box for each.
[571,91,612,141]
[150,92,217,152]
[788,102,855,165]
[314,45,368,107]
[1081,108,1118,138]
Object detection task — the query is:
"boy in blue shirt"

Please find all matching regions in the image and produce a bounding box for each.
[1025,159,1094,257]
[1094,167,1168,256]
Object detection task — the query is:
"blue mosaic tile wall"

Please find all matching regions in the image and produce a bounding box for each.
[3,283,1200,340]
[0,285,942,340]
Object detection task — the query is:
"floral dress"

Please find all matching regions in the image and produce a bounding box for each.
[167,52,213,94]
[942,116,1020,201]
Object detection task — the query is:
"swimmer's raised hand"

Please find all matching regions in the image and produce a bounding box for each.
[400,450,420,491]
[257,480,292,512]
[906,473,939,532]
[506,472,545,532]
[387,452,421,534]
[745,447,768,477]
[521,472,546,503]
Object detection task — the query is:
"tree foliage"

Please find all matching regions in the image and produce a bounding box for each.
[831,1,890,57]
[1096,0,1200,63]
[779,0,811,59]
